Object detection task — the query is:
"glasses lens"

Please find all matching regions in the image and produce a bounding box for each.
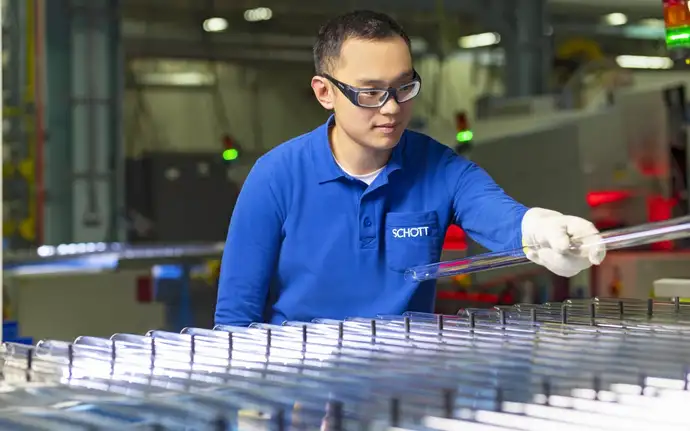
[396,81,421,103]
[357,90,388,107]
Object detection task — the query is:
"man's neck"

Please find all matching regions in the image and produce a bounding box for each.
[329,123,392,176]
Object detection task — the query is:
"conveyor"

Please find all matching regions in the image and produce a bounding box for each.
[3,242,224,274]
[0,296,690,430]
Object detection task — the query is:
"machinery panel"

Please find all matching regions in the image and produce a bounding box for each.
[441,82,689,297]
[470,120,588,218]
[126,152,240,243]
[469,83,684,230]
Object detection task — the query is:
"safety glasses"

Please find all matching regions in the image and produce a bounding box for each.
[322,70,422,108]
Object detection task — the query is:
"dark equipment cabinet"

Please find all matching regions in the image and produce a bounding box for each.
[125,152,240,243]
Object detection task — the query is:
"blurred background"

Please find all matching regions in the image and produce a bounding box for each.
[1,0,690,344]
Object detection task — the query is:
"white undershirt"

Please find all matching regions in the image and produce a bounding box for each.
[333,157,384,186]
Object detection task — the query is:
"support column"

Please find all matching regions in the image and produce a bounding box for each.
[502,0,551,98]
[44,0,73,244]
[44,0,123,244]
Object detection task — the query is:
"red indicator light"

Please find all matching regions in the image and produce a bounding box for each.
[442,224,467,251]
[663,0,690,28]
[455,112,469,132]
[586,190,632,207]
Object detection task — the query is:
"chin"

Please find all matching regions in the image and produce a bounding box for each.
[362,138,397,152]
[368,131,404,150]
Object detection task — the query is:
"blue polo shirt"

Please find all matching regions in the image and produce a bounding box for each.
[215,116,528,326]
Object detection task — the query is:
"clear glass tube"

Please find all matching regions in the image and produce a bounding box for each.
[405,215,690,282]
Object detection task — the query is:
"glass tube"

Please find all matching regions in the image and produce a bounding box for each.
[405,215,690,282]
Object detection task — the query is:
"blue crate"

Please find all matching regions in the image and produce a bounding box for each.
[3,321,18,340]
[3,321,34,345]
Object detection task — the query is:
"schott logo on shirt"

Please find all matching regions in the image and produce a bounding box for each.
[392,226,430,238]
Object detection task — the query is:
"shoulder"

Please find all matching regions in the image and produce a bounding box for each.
[248,126,320,190]
[243,126,319,211]
[253,129,315,172]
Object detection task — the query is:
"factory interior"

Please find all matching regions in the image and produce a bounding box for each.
[1,0,690,429]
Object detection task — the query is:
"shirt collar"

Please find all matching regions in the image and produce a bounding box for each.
[312,114,405,184]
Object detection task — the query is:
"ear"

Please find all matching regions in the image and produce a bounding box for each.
[311,76,335,110]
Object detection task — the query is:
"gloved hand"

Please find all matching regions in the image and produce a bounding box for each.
[521,208,606,277]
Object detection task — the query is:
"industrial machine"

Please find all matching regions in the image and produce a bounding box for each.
[469,82,686,225]
[429,0,690,305]
[125,151,240,243]
[437,77,690,299]
[0,296,689,430]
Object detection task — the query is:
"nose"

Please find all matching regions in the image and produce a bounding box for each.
[379,95,401,115]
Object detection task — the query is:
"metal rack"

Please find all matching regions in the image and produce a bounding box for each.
[0,296,689,430]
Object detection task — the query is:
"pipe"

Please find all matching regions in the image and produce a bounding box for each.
[82,2,102,228]
[23,0,36,246]
[34,0,45,244]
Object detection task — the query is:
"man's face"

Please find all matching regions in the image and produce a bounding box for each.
[314,36,417,151]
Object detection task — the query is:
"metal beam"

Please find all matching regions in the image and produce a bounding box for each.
[548,0,662,15]
[120,7,467,40]
[120,0,485,15]
[124,38,313,63]
[554,23,665,41]
[122,20,316,48]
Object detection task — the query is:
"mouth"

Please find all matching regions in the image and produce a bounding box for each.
[374,123,399,133]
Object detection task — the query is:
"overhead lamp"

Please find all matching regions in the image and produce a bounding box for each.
[137,72,216,87]
[615,55,673,69]
[203,17,228,32]
[244,7,273,22]
[458,32,500,49]
[604,12,628,26]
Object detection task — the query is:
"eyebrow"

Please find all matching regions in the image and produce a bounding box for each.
[354,69,415,87]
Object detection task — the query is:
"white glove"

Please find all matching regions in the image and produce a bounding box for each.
[521,208,606,278]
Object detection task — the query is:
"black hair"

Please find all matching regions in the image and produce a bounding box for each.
[313,10,411,75]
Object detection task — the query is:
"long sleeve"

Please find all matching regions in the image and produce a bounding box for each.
[215,158,285,326]
[442,149,528,252]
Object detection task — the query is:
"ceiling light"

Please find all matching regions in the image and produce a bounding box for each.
[137,72,216,87]
[244,7,273,22]
[604,12,628,26]
[203,17,228,32]
[615,55,673,69]
[458,32,501,49]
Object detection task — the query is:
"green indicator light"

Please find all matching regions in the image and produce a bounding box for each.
[223,148,239,161]
[666,27,690,47]
[456,130,473,142]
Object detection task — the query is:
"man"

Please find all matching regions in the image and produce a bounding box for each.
[214,10,605,327]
